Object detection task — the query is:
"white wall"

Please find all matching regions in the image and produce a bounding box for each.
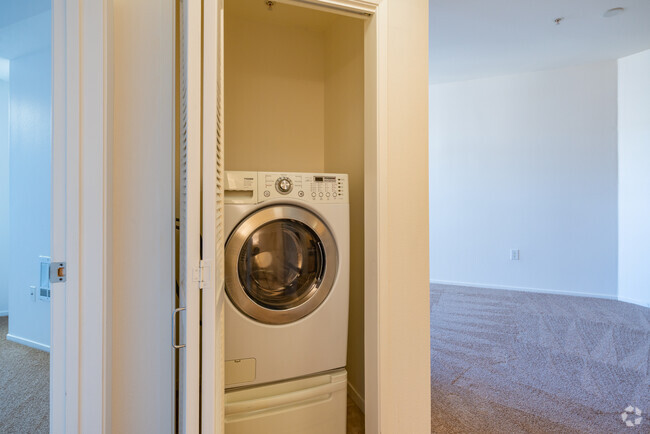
[7,47,51,350]
[0,78,8,316]
[429,61,618,298]
[618,49,650,308]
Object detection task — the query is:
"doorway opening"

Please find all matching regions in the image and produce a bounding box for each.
[0,0,53,432]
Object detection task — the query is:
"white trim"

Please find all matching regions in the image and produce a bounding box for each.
[347,381,365,414]
[363,3,386,433]
[617,296,650,308]
[179,0,202,431]
[430,280,620,301]
[50,0,111,432]
[104,1,114,431]
[6,334,50,352]
[276,0,377,17]
[51,0,67,426]
[309,0,379,10]
[78,0,111,430]
[201,1,219,432]
[51,0,74,432]
[431,280,650,309]
[367,1,431,431]
[0,311,7,317]
[63,0,81,431]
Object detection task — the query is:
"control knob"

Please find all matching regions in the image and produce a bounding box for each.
[275,177,293,194]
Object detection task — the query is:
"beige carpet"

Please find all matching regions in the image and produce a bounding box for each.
[431,284,650,433]
[0,316,49,433]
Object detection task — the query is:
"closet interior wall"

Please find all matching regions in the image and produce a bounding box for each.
[224,0,366,406]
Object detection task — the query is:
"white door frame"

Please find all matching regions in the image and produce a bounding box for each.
[51,0,112,432]
[364,2,431,433]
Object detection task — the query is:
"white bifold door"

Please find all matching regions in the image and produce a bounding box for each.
[177,0,225,432]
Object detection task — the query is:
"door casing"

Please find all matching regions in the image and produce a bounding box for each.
[51,0,112,432]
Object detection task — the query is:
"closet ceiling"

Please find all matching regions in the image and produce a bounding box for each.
[228,0,338,32]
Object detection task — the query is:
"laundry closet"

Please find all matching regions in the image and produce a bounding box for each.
[176,0,367,432]
[224,0,366,409]
[222,0,366,430]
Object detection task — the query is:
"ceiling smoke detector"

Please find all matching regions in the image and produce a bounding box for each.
[603,7,625,18]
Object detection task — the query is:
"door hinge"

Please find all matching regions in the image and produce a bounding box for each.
[49,262,66,283]
[192,260,211,289]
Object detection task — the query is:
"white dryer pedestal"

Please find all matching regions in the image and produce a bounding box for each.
[225,369,347,434]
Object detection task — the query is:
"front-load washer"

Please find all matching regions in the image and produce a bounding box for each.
[224,171,350,389]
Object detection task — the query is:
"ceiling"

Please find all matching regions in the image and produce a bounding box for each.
[429,0,650,83]
[0,0,50,30]
[0,0,50,62]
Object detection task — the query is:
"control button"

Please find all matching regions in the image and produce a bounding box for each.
[333,193,337,197]
[263,190,270,197]
[298,191,304,197]
[326,192,330,197]
[311,192,316,197]
[319,192,323,197]
[275,177,293,194]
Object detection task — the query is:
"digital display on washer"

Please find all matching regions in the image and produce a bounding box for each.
[314,176,336,182]
[314,176,323,182]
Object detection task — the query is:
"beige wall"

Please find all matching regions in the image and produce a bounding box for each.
[112,0,174,431]
[323,18,365,406]
[224,2,326,172]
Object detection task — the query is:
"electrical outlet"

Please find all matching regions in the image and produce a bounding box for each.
[510,249,520,261]
[29,285,37,301]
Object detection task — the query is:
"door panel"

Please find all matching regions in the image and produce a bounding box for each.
[201,0,226,432]
[178,0,201,431]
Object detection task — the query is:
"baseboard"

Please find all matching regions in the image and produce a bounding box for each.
[617,296,650,308]
[0,310,7,317]
[347,381,364,414]
[430,279,619,302]
[6,333,50,352]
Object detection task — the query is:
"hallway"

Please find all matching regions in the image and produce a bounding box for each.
[0,316,49,433]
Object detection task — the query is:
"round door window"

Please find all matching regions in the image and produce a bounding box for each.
[238,220,324,310]
[225,205,338,325]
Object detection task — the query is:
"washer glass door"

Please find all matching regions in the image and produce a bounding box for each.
[225,205,338,324]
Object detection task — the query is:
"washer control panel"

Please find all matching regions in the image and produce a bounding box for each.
[275,176,293,194]
[259,172,348,204]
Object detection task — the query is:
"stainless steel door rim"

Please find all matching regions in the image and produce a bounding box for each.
[225,205,338,325]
